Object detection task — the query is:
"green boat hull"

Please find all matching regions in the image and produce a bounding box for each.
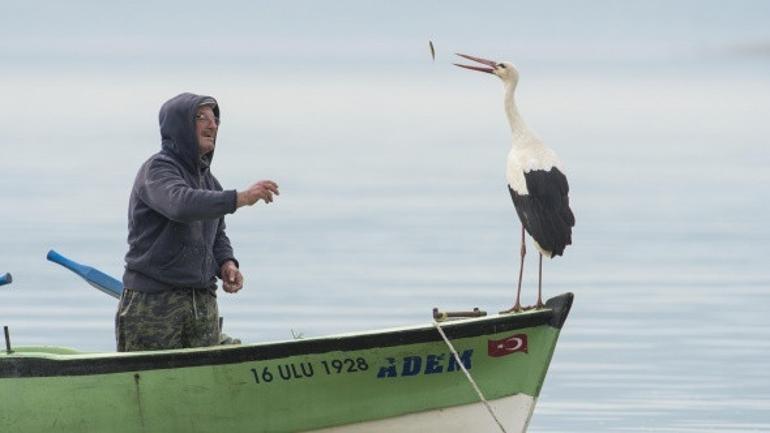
[0,293,573,433]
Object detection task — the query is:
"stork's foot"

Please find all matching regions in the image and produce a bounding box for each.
[500,303,524,314]
[523,300,545,311]
[508,301,546,312]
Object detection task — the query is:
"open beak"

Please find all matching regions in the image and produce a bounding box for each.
[454,53,497,74]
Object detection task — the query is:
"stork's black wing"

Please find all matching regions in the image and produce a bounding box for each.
[508,167,575,257]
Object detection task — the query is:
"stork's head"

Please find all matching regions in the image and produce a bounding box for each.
[454,53,519,87]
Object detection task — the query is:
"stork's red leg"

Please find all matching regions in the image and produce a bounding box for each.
[502,225,526,313]
[535,253,545,309]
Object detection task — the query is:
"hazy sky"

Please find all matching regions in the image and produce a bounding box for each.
[2,0,770,68]
[2,1,768,139]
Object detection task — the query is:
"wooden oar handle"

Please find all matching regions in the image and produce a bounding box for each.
[432,307,487,321]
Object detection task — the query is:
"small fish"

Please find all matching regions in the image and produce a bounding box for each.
[429,40,436,61]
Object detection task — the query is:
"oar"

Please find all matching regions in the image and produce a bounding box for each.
[46,250,122,299]
[0,272,12,286]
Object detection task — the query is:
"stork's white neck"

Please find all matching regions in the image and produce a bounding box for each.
[502,78,562,193]
[503,82,535,149]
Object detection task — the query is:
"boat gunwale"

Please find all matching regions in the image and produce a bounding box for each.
[0,292,573,379]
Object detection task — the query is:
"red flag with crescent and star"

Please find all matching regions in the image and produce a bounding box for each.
[488,334,528,357]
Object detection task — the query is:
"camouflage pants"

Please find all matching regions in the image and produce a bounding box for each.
[115,288,220,352]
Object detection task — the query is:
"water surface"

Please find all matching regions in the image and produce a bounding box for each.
[1,2,769,431]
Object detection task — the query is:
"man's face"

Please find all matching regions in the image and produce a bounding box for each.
[195,105,219,155]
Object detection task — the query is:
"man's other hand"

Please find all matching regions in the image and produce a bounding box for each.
[221,260,244,293]
[237,180,279,207]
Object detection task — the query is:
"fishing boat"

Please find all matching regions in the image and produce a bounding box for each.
[0,254,573,433]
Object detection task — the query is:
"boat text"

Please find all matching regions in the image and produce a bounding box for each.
[376,349,474,378]
[250,357,369,384]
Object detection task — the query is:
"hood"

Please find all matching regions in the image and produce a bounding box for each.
[158,92,220,174]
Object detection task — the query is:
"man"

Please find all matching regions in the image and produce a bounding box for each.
[116,92,279,351]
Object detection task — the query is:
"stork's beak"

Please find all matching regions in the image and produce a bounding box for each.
[454,53,496,74]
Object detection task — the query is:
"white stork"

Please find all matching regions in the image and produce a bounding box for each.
[455,53,575,312]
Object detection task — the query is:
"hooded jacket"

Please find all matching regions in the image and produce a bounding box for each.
[123,93,238,292]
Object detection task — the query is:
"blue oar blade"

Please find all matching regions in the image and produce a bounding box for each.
[83,271,124,299]
[46,250,123,299]
[0,272,12,286]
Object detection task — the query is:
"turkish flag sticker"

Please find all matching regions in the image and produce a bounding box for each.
[488,334,528,357]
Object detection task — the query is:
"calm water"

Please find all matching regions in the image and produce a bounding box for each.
[2,2,770,431]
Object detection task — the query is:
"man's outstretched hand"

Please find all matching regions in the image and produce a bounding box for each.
[237,180,279,207]
[221,260,244,293]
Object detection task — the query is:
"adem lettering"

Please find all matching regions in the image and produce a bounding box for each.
[376,350,474,378]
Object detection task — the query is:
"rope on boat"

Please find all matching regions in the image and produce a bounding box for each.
[433,321,508,433]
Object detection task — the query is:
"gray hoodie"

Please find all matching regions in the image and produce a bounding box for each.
[123,93,238,293]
